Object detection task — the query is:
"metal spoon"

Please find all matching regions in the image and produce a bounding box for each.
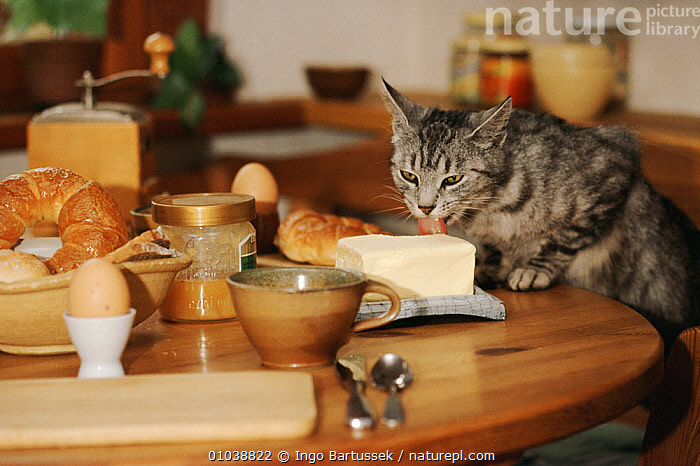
[370,353,413,427]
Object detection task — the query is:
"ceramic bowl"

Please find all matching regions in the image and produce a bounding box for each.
[0,254,192,355]
[305,65,370,100]
[130,205,158,236]
[531,44,615,122]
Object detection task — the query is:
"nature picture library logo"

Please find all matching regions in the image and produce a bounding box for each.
[485,1,700,39]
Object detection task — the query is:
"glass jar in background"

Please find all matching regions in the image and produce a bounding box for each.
[479,37,533,108]
[450,12,506,106]
[152,193,256,322]
[565,16,629,107]
[450,14,486,105]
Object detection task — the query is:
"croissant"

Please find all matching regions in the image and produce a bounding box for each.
[0,167,129,274]
[275,209,390,266]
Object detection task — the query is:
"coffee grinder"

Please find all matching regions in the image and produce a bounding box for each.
[26,33,174,221]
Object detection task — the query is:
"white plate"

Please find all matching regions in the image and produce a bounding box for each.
[14,237,62,260]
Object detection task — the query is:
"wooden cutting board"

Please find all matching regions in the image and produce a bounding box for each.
[0,371,317,448]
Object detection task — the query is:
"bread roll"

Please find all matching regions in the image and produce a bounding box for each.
[275,209,389,266]
[0,250,50,282]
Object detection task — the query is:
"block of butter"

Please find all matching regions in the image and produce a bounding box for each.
[335,234,476,300]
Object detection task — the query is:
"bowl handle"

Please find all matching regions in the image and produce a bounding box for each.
[352,280,401,332]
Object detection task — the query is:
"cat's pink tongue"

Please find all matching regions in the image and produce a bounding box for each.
[418,217,448,235]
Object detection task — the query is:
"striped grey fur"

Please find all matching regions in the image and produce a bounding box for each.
[382,80,699,348]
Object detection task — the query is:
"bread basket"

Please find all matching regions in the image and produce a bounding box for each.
[0,254,192,355]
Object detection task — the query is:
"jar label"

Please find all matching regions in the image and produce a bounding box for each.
[241,252,256,270]
[239,233,257,270]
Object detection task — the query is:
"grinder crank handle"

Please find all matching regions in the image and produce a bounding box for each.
[76,32,174,110]
[143,32,175,77]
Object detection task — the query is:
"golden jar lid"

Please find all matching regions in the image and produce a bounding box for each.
[151,193,256,227]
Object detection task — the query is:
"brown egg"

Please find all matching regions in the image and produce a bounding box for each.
[68,258,130,317]
[230,163,279,213]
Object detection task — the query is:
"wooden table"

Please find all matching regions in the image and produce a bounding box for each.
[0,284,663,465]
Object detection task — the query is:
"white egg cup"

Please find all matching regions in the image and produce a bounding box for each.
[63,309,136,379]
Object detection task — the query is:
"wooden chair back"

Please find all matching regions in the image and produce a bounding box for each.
[639,326,700,465]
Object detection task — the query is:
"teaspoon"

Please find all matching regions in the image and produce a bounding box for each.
[370,353,413,427]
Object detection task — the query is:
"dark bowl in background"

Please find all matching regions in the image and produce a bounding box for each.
[304,66,370,100]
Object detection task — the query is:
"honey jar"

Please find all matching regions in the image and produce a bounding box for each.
[479,37,533,108]
[152,193,256,322]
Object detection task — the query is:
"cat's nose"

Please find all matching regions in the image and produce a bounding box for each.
[418,205,435,215]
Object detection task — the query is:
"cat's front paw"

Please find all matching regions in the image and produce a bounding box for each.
[507,268,552,291]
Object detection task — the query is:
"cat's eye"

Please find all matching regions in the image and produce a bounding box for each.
[400,170,418,185]
[441,174,464,187]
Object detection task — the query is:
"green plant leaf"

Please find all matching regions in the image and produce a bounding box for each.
[173,19,202,68]
[170,18,216,85]
[175,19,201,57]
[180,88,206,132]
[196,35,221,80]
[149,16,243,130]
[150,71,193,109]
[5,0,43,32]
[6,0,107,37]
[169,45,200,85]
[208,49,243,89]
[57,0,108,37]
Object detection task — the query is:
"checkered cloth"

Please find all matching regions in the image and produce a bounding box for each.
[355,287,506,323]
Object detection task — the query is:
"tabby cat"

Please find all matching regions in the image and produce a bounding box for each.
[382,79,699,348]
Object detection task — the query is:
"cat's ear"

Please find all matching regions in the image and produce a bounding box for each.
[381,78,428,134]
[467,97,512,149]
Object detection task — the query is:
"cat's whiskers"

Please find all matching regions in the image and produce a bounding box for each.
[445,197,497,222]
[453,210,476,222]
[367,185,409,206]
[373,190,404,200]
[375,207,414,224]
[367,192,406,206]
[375,205,410,215]
[396,210,415,222]
[453,196,497,209]
[383,185,403,196]
[367,187,414,220]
